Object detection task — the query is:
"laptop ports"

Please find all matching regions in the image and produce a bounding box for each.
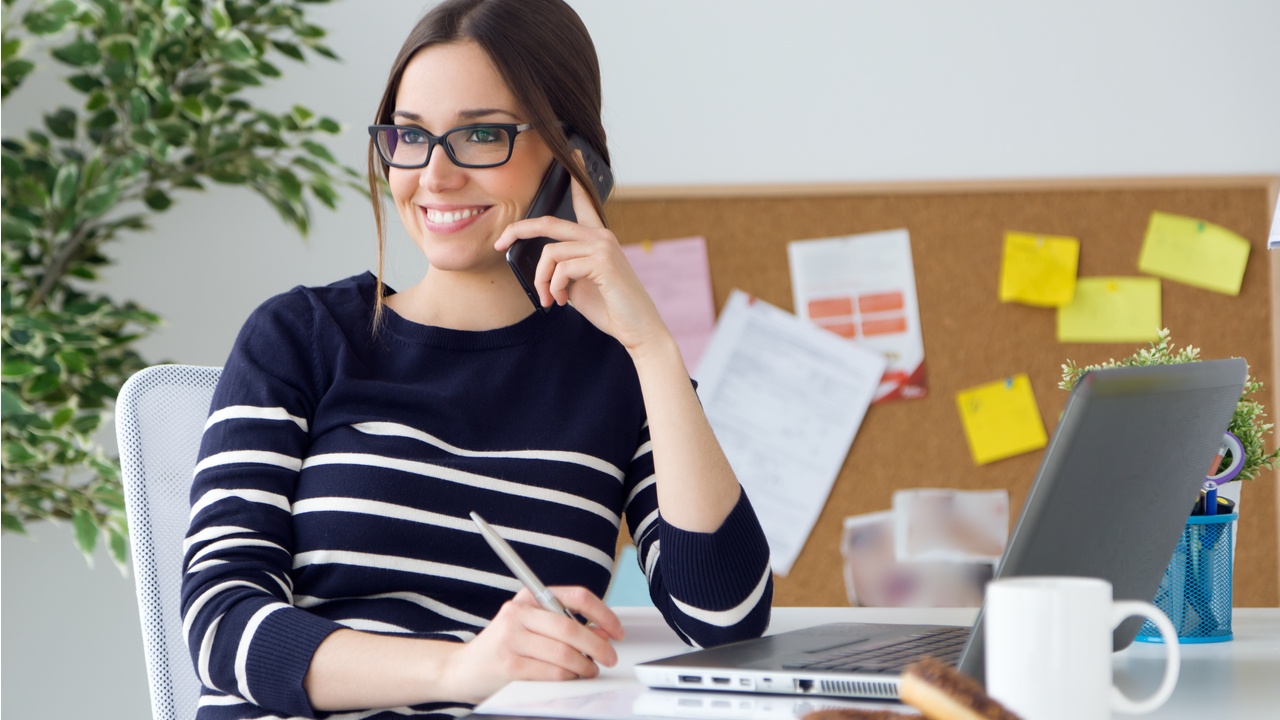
[796,679,815,693]
[678,675,701,685]
[711,677,731,685]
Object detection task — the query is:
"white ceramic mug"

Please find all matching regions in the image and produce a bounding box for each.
[984,576,1180,720]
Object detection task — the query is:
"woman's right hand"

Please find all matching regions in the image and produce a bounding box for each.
[442,586,625,704]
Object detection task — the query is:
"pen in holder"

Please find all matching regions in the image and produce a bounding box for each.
[1137,510,1237,644]
[1138,433,1243,644]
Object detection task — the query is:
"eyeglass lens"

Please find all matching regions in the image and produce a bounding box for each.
[376,126,515,168]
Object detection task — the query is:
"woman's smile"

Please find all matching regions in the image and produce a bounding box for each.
[420,204,492,234]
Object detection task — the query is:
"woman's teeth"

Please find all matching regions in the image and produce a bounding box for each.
[426,207,484,223]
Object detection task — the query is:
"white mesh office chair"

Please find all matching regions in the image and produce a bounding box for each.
[117,364,222,720]
[115,363,653,720]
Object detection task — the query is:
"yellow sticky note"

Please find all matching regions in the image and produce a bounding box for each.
[999,231,1080,306]
[1138,211,1250,296]
[956,374,1048,465]
[1057,277,1161,343]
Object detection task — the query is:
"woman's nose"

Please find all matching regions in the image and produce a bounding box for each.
[419,147,465,193]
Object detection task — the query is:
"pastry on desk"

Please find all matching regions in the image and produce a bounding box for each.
[803,657,1021,720]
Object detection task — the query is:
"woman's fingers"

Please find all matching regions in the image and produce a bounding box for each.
[567,151,605,230]
[508,586,621,665]
[493,215,597,253]
[549,585,625,641]
[532,239,607,306]
[546,256,593,306]
[516,609,617,669]
[507,621,603,677]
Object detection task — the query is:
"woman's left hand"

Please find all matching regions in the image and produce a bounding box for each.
[493,166,670,356]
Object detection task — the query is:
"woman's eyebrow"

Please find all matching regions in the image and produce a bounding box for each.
[458,108,517,120]
[389,108,517,124]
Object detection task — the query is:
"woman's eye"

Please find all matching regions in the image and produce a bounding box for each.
[398,128,428,144]
[466,128,501,144]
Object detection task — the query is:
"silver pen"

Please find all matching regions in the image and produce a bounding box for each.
[470,511,578,621]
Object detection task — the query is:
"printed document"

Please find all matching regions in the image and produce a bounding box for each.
[788,229,927,403]
[695,290,886,575]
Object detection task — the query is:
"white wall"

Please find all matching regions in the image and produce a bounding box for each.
[3,2,1278,718]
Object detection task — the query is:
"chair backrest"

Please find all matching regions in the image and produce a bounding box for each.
[117,364,222,720]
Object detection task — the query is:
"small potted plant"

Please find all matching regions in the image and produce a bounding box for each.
[1060,328,1280,484]
[1060,328,1279,642]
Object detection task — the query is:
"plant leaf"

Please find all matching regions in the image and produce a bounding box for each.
[271,39,304,61]
[2,511,27,534]
[51,405,75,427]
[52,163,79,209]
[1,216,36,240]
[300,139,335,164]
[73,508,98,559]
[143,188,172,211]
[108,526,130,571]
[51,39,102,67]
[80,184,120,219]
[210,0,232,34]
[23,1,77,35]
[1,386,29,417]
[66,72,101,93]
[1,360,37,377]
[180,96,204,122]
[217,30,255,64]
[129,89,150,124]
[2,58,36,98]
[44,107,78,139]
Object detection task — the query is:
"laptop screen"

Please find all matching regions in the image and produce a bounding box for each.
[958,359,1245,680]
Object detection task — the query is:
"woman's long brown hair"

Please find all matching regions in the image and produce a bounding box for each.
[366,0,610,334]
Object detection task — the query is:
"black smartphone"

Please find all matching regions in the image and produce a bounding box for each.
[505,133,614,311]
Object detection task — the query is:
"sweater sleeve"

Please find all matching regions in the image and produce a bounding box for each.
[621,422,773,648]
[180,290,341,718]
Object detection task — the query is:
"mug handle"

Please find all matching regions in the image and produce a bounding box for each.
[1109,600,1181,714]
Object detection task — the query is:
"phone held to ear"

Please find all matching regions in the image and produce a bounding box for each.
[506,134,614,312]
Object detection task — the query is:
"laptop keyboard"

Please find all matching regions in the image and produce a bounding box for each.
[782,627,969,673]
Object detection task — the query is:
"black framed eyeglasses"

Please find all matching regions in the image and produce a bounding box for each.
[367,123,533,169]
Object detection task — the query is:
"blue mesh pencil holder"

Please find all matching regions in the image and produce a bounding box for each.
[1136,512,1237,644]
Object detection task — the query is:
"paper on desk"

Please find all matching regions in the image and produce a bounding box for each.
[788,229,927,403]
[893,488,1009,563]
[999,231,1080,307]
[1269,200,1280,250]
[1056,277,1161,343]
[696,290,886,576]
[955,374,1047,465]
[1138,211,1250,296]
[841,511,994,608]
[481,684,891,720]
[621,236,716,375]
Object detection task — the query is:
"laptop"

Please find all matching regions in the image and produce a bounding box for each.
[636,360,1245,700]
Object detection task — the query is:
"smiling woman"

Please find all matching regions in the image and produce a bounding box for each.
[377,40,555,306]
[177,1,774,719]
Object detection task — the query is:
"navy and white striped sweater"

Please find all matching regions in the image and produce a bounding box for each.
[181,273,773,719]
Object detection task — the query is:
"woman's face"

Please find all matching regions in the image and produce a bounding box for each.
[388,40,554,274]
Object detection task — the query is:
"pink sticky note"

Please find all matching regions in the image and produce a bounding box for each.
[621,237,716,375]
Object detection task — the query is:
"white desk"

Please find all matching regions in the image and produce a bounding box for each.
[475,606,1280,719]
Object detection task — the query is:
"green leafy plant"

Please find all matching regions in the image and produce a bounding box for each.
[1060,328,1280,483]
[2,0,359,567]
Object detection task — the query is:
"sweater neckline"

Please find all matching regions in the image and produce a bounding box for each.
[361,272,566,350]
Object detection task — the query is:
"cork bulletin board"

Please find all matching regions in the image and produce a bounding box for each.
[607,176,1280,608]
